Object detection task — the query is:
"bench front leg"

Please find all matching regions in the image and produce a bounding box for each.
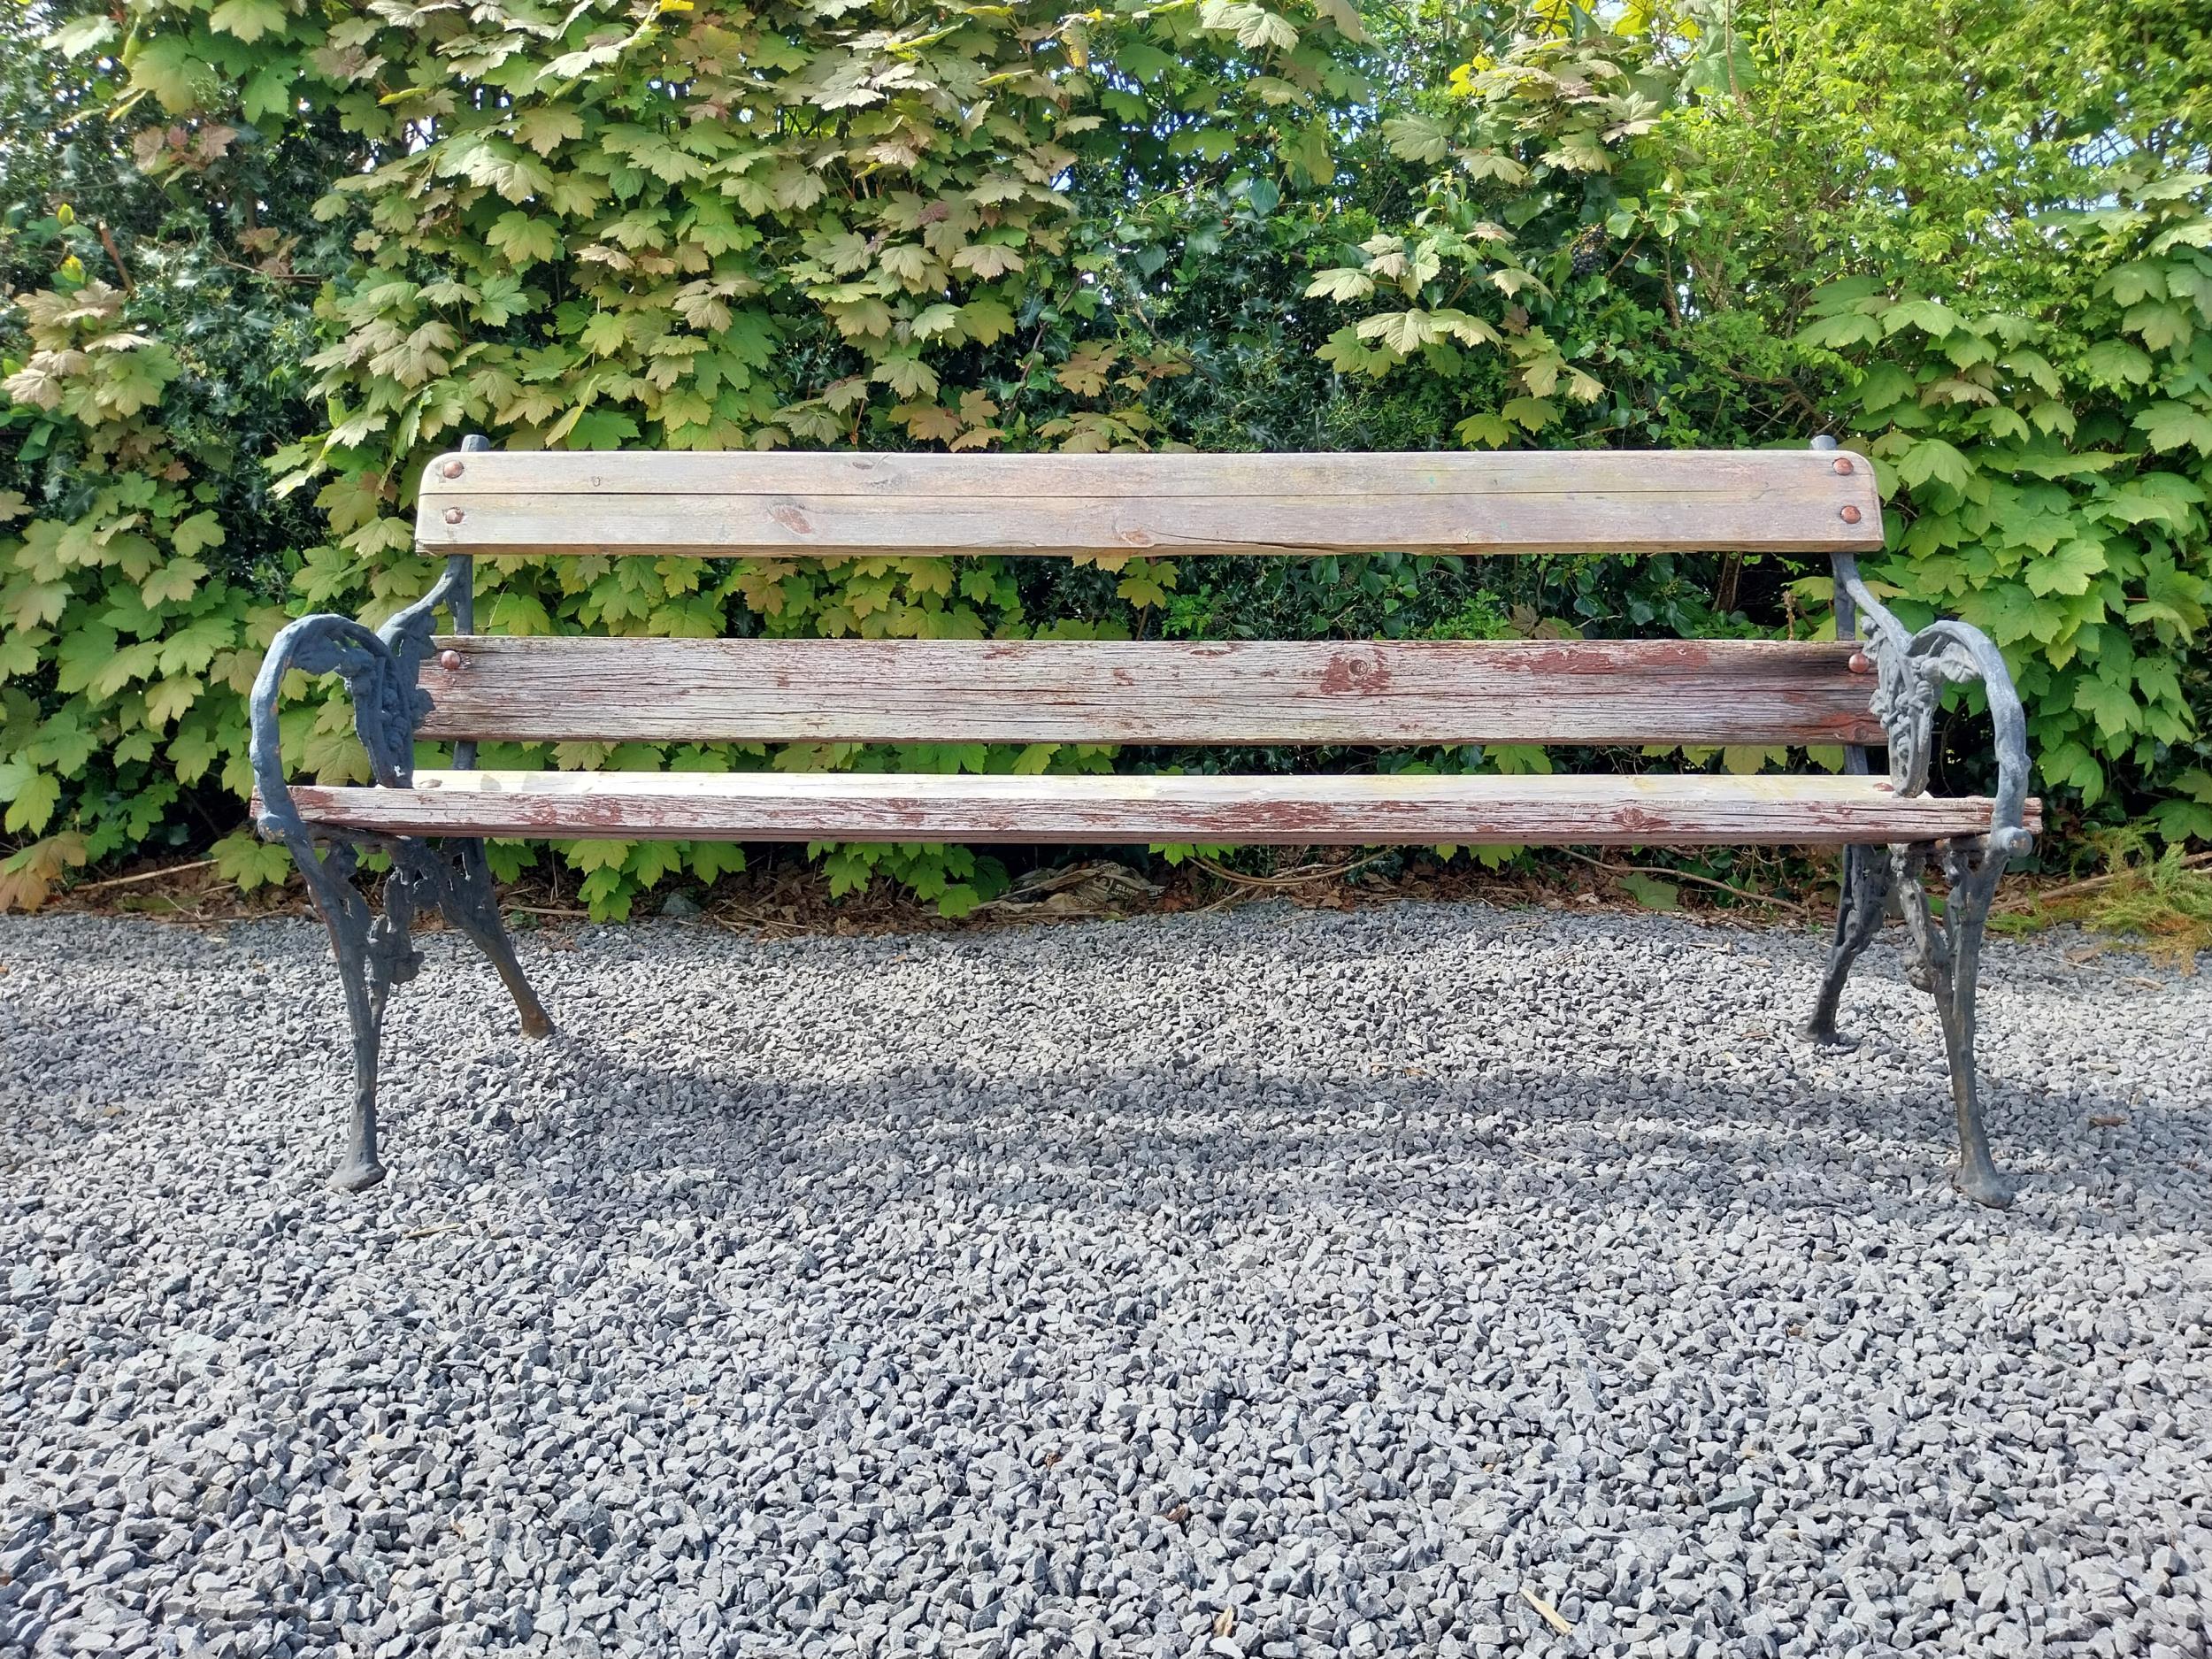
[1894,841,2017,1208]
[249,558,552,1190]
[1824,545,2032,1206]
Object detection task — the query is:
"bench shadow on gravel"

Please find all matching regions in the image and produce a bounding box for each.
[431,1038,2195,1239]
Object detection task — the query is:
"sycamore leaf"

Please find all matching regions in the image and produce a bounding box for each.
[1380,114,1450,164]
[2024,540,2107,597]
[579,311,629,357]
[172,511,225,557]
[956,297,1015,345]
[910,303,963,340]
[2,768,60,835]
[2083,339,2154,388]
[949,243,1025,280]
[1896,436,1974,494]
[873,354,940,400]
[2074,673,2139,741]
[212,830,291,892]
[2134,402,2212,455]
[1305,267,1375,302]
[207,0,291,43]
[44,15,117,54]
[2124,300,2192,353]
[1879,297,1961,339]
[141,557,208,606]
[488,211,560,266]
[129,35,219,113]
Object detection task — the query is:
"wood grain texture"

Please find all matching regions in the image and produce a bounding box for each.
[413,449,1884,558]
[278,772,2031,847]
[417,637,1887,747]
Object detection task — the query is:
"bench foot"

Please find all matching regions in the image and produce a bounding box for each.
[1802,842,1895,1046]
[1895,841,2018,1210]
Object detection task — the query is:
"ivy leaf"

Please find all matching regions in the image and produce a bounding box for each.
[1616,871,1680,911]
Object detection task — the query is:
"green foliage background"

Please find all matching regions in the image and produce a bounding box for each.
[2,0,2208,915]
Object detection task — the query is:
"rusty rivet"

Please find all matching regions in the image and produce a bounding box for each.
[440,459,465,479]
[1848,651,1874,674]
[1832,456,1853,475]
[1839,504,1863,524]
[443,507,465,525]
[437,649,463,672]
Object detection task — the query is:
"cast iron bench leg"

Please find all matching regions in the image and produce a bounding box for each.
[291,831,553,1192]
[1802,842,1894,1047]
[442,840,555,1039]
[1895,841,2017,1210]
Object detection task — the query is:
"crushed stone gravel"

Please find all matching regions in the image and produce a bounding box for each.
[2,901,2207,1659]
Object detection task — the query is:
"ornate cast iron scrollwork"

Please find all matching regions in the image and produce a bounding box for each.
[1801,437,2032,1207]
[247,437,550,1192]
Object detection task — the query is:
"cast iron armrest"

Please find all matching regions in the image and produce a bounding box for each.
[248,555,472,845]
[1830,549,2034,858]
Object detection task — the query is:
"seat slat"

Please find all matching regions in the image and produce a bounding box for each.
[416,449,1882,558]
[418,638,1886,747]
[280,772,2027,848]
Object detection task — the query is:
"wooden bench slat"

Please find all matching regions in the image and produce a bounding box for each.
[280,772,2026,847]
[416,449,1882,558]
[416,637,1886,747]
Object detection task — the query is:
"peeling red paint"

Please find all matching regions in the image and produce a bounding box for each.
[1318,653,1393,695]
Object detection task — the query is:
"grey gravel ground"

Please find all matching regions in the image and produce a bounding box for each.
[2,901,2208,1659]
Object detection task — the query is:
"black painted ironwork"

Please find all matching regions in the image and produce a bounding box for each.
[1803,435,2032,1207]
[248,434,551,1192]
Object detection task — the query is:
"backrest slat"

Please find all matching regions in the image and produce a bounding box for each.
[418,638,1883,748]
[416,449,1883,558]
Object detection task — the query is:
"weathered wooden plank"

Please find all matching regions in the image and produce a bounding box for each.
[280,772,2029,847]
[413,449,1883,557]
[417,637,1887,747]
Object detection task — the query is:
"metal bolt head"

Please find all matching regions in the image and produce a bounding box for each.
[440,459,465,479]
[1839,504,1863,524]
[1832,456,1853,475]
[437,649,463,672]
[1848,651,1873,674]
[443,507,465,525]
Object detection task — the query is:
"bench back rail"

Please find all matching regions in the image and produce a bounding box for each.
[415,449,1881,558]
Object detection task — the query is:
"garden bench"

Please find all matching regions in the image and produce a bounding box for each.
[250,437,2037,1205]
